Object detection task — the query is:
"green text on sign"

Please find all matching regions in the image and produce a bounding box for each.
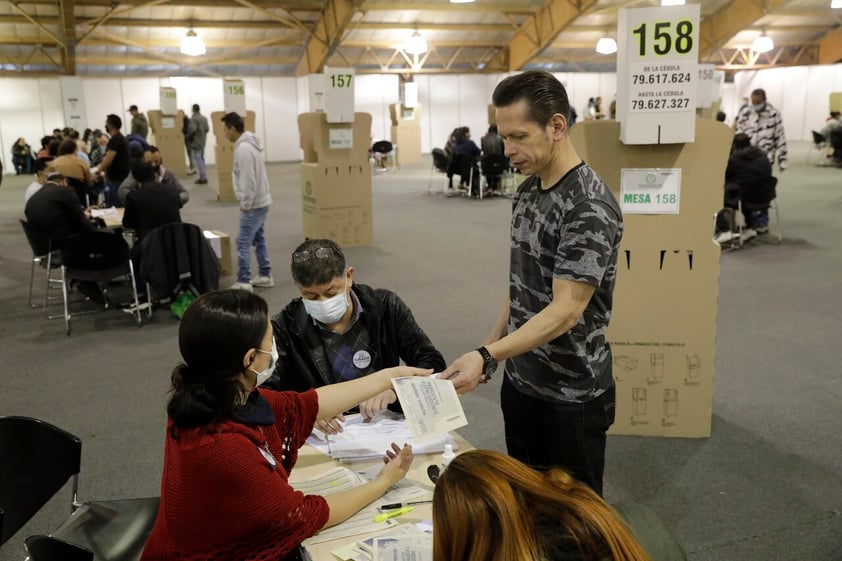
[632,20,694,57]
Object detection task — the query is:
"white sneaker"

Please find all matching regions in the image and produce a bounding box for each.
[229,281,253,292]
[251,275,275,288]
[741,228,757,242]
[714,231,736,244]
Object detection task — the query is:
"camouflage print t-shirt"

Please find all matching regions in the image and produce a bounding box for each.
[505,162,623,404]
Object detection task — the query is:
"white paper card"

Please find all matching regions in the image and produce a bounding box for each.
[159,86,177,115]
[329,128,354,150]
[620,168,682,214]
[391,377,468,440]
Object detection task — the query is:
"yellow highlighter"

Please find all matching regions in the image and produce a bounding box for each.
[373,505,413,522]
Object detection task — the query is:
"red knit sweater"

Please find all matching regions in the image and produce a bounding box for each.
[141,389,329,561]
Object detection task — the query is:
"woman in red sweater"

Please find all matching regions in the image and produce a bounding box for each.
[141,289,429,561]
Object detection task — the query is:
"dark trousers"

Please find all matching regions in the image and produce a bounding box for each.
[501,375,615,496]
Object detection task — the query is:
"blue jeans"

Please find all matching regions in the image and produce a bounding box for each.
[104,179,122,208]
[192,149,206,180]
[236,206,271,283]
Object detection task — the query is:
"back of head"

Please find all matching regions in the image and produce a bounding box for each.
[492,70,570,127]
[221,112,245,133]
[488,124,498,134]
[106,113,122,130]
[733,132,752,151]
[58,139,77,156]
[40,135,54,149]
[168,290,269,428]
[290,238,346,287]
[432,450,651,561]
[716,111,726,122]
[192,103,200,112]
[48,139,61,157]
[131,159,156,184]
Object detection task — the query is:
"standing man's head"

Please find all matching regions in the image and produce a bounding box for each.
[492,70,572,178]
[143,146,163,173]
[129,104,139,116]
[105,114,122,134]
[192,103,201,113]
[750,88,767,111]
[221,112,245,143]
[290,239,354,326]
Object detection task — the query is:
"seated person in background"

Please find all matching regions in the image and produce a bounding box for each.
[266,238,445,431]
[433,449,686,561]
[75,139,91,165]
[118,146,189,207]
[122,160,182,241]
[24,171,96,249]
[12,137,34,174]
[52,139,94,205]
[481,124,507,193]
[35,135,54,159]
[140,290,424,561]
[715,132,775,241]
[449,127,482,194]
[443,127,459,162]
[819,111,841,145]
[24,157,53,204]
[89,131,108,167]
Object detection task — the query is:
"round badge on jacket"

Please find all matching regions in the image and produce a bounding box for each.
[353,350,372,369]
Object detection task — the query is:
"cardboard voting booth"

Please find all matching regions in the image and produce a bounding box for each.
[148,110,187,176]
[570,119,732,437]
[298,112,373,247]
[389,104,422,166]
[209,111,257,203]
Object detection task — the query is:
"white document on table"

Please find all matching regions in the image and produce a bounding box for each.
[307,412,456,461]
[390,376,468,440]
[90,207,118,217]
[289,466,367,496]
[373,534,433,561]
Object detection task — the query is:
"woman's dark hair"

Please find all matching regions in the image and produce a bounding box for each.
[290,238,346,287]
[168,289,269,428]
[492,70,571,127]
[48,139,61,157]
[58,139,77,156]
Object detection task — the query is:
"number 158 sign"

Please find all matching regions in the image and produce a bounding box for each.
[617,5,700,145]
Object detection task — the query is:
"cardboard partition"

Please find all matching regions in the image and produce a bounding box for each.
[569,119,732,438]
[148,110,187,176]
[214,144,235,175]
[300,162,372,247]
[830,93,842,113]
[216,173,236,203]
[210,110,257,140]
[389,103,422,166]
[487,104,496,125]
[298,112,371,164]
[203,230,232,275]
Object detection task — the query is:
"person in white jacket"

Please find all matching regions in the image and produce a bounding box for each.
[222,112,274,291]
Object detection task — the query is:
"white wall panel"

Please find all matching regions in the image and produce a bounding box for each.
[261,77,300,162]
[355,74,399,142]
[39,78,65,135]
[458,74,491,143]
[0,78,55,172]
[425,75,460,153]
[83,78,124,134]
[120,78,162,134]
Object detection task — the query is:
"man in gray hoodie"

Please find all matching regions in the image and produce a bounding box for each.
[221,112,273,291]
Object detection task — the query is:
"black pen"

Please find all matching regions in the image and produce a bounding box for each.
[380,499,433,511]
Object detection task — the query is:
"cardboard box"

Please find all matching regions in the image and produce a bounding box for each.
[203,230,232,275]
[569,118,732,438]
[148,110,187,176]
[216,172,236,203]
[214,144,235,175]
[298,112,371,164]
[389,104,422,166]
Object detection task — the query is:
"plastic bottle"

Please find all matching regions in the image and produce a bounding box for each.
[441,443,456,469]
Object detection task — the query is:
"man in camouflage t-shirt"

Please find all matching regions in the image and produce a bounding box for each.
[442,71,623,495]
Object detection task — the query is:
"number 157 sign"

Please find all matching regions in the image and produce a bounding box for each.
[617,5,700,145]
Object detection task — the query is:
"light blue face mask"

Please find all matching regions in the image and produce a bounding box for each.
[752,103,765,112]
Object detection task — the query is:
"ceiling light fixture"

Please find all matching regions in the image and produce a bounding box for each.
[832,0,842,8]
[660,0,686,5]
[595,37,617,55]
[404,31,428,55]
[449,0,476,3]
[180,28,206,57]
[751,33,774,53]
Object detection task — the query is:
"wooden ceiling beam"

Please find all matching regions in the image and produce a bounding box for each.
[358,2,536,15]
[698,0,792,60]
[507,0,598,70]
[59,0,75,73]
[295,0,355,75]
[818,26,842,64]
[352,22,510,32]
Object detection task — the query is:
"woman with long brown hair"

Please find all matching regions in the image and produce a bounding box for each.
[433,450,684,561]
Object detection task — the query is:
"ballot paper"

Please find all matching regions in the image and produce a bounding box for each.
[307,412,457,462]
[289,466,367,496]
[90,207,118,217]
[390,376,468,440]
[373,534,432,561]
[329,523,431,561]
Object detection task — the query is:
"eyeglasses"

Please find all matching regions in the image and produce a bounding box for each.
[292,247,336,263]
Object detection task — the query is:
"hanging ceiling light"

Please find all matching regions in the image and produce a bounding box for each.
[180,28,206,57]
[404,31,428,55]
[661,0,686,5]
[449,0,475,3]
[595,37,617,55]
[832,0,842,8]
[751,33,774,53]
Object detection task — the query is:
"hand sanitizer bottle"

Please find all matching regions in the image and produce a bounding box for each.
[441,444,455,469]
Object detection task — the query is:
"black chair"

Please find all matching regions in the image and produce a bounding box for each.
[480,153,511,199]
[807,130,826,166]
[26,535,94,561]
[448,153,480,197]
[371,140,395,172]
[428,148,451,194]
[0,416,159,560]
[20,219,63,312]
[829,128,842,161]
[60,231,143,335]
[139,222,220,305]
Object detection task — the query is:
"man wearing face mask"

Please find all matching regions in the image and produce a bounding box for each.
[734,88,787,235]
[117,146,189,207]
[264,238,446,431]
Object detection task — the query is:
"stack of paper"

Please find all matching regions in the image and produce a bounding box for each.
[327,524,432,561]
[290,466,367,496]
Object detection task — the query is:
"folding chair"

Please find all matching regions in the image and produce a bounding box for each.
[480,154,511,199]
[448,153,479,198]
[26,535,93,561]
[0,416,159,560]
[20,219,63,313]
[371,140,395,172]
[807,130,826,166]
[428,148,451,194]
[60,231,144,335]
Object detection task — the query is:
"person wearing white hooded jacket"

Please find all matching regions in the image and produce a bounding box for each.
[222,112,274,291]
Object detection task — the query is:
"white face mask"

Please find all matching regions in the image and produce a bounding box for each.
[250,339,278,388]
[302,278,349,324]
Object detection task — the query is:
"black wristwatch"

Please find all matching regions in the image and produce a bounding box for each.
[476,346,498,378]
